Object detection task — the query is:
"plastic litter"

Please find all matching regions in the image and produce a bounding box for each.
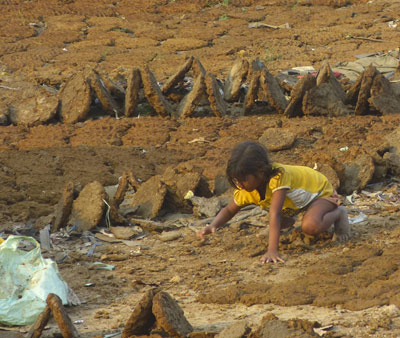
[89,262,115,270]
[184,190,194,199]
[349,212,368,225]
[0,236,69,326]
[104,333,121,338]
[313,325,334,336]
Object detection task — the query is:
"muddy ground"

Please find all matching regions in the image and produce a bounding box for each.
[1,0,400,337]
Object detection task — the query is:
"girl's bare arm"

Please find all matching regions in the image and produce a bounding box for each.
[197,201,241,241]
[261,188,288,263]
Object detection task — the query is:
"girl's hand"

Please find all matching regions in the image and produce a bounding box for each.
[260,250,285,264]
[196,224,217,242]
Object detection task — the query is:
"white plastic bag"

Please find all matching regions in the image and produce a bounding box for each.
[0,235,69,326]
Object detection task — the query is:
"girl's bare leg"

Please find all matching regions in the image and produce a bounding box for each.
[301,198,350,242]
[281,216,295,230]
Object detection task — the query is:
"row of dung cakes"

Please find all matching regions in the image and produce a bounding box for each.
[1,53,400,126]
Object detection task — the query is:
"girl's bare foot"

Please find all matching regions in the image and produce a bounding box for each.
[333,206,351,242]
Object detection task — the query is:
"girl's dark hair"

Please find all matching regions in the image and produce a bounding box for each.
[226,141,280,189]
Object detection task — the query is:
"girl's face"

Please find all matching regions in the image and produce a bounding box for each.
[234,172,265,192]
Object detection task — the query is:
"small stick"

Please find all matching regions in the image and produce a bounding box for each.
[349,36,388,42]
[0,85,18,90]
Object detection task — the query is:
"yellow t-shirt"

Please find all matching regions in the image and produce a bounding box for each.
[233,163,333,210]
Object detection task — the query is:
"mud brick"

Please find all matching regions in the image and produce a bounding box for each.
[53,181,74,232]
[259,128,296,152]
[131,175,168,219]
[205,72,226,117]
[191,57,207,77]
[127,171,141,192]
[369,72,400,114]
[302,82,349,116]
[243,59,265,114]
[125,68,142,117]
[316,60,346,102]
[129,218,171,233]
[160,167,213,213]
[102,74,126,100]
[276,72,298,93]
[224,58,249,102]
[355,65,378,115]
[177,73,207,118]
[152,291,193,337]
[113,172,129,206]
[215,320,250,338]
[46,293,79,338]
[284,74,316,117]
[259,68,288,114]
[340,154,375,195]
[191,196,222,218]
[162,56,194,95]
[27,305,51,338]
[88,70,122,116]
[243,73,259,114]
[109,225,136,239]
[71,181,107,231]
[247,58,266,80]
[318,164,340,190]
[8,85,59,127]
[345,71,363,105]
[58,71,91,124]
[122,288,160,338]
[141,66,173,117]
[0,111,7,125]
[109,203,127,225]
[162,166,213,199]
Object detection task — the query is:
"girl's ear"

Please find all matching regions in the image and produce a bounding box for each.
[258,168,267,178]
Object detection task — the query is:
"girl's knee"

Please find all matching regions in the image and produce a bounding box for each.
[301,219,320,236]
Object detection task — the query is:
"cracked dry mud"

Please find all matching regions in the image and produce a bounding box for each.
[1,0,400,337]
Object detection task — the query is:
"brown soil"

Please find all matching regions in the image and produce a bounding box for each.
[1,0,400,337]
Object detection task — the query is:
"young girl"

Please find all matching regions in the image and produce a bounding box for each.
[197,141,350,264]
